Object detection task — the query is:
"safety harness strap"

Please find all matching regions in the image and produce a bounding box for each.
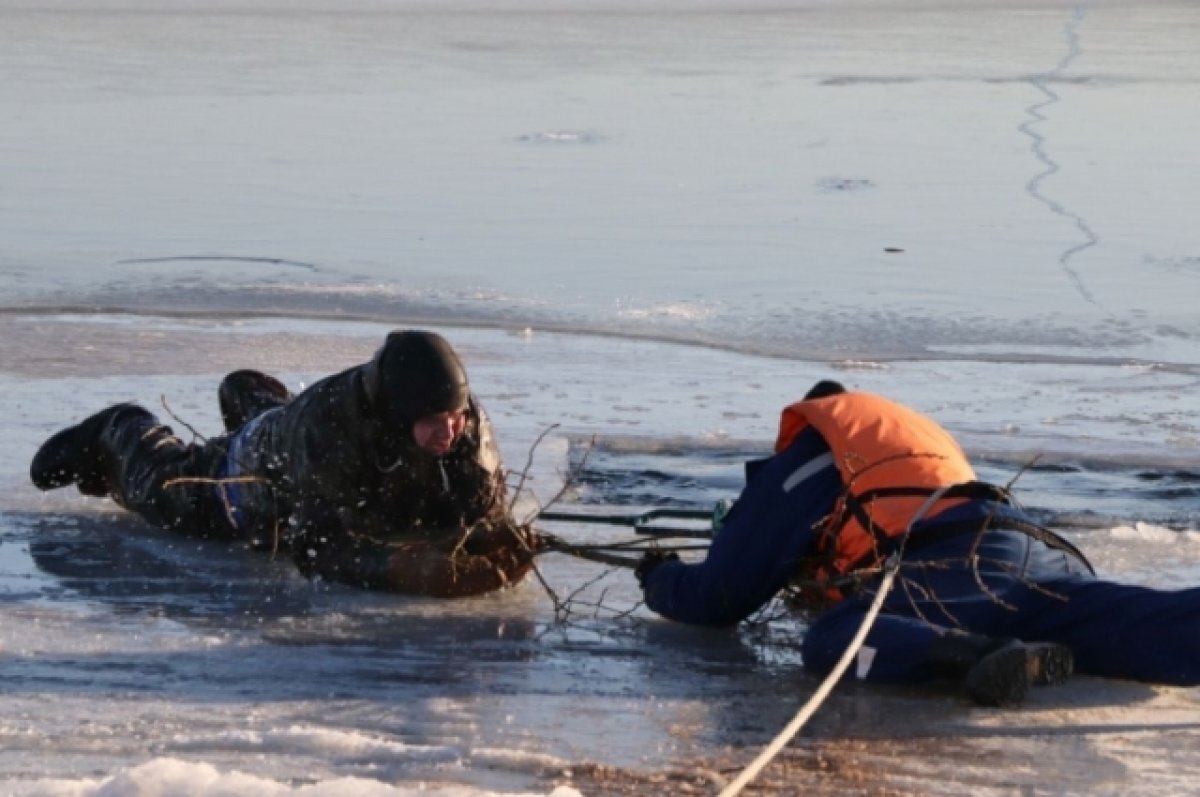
[836,480,1012,559]
[815,480,1096,582]
[895,514,1096,575]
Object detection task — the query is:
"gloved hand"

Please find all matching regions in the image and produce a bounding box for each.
[461,518,547,560]
[711,498,735,536]
[634,549,680,588]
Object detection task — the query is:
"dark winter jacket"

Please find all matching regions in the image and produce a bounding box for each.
[217,363,525,596]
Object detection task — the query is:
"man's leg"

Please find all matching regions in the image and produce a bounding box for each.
[31,404,235,539]
[1012,576,1200,685]
[802,599,1072,707]
[217,369,291,433]
[32,403,153,496]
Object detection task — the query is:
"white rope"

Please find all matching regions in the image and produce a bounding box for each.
[715,561,897,796]
[717,485,956,797]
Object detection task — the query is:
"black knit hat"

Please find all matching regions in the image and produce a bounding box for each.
[363,330,470,428]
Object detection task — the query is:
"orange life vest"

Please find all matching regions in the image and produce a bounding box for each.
[776,392,977,595]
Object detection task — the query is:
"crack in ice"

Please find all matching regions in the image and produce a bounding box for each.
[1018,0,1101,308]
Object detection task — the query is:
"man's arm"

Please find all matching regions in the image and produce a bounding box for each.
[372,520,540,597]
[640,429,840,626]
[289,499,539,597]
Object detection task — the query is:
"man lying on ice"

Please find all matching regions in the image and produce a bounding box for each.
[637,381,1200,707]
[31,329,540,597]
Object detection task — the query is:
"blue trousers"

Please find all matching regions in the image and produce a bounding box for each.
[801,528,1200,686]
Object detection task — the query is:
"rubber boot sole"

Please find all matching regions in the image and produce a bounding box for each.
[964,640,1074,708]
[219,369,292,432]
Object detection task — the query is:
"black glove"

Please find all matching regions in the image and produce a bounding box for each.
[634,549,680,588]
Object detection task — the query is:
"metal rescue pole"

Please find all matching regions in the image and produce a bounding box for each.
[536,507,717,567]
[537,507,717,536]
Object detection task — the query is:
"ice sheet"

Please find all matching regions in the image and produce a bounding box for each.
[2,0,1199,793]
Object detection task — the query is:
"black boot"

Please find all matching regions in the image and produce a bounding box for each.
[218,369,291,432]
[30,404,152,497]
[929,631,1073,708]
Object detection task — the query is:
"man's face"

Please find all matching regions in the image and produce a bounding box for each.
[411,409,468,456]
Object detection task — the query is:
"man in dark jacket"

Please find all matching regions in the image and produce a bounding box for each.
[30,329,538,597]
[637,381,1200,706]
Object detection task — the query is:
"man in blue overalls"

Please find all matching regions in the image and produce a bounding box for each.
[638,381,1200,706]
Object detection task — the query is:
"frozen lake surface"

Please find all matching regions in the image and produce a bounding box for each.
[3,318,1199,796]
[2,0,1199,794]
